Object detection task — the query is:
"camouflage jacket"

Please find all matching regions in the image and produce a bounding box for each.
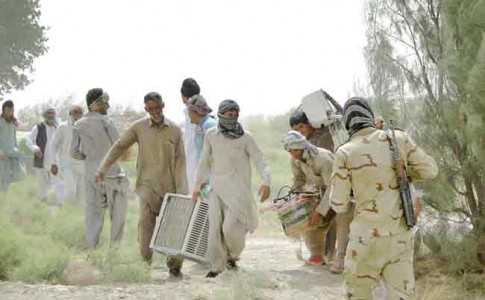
[329,128,438,237]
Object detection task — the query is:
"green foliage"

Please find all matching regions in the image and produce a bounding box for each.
[1,175,151,284]
[48,205,86,250]
[9,236,70,284]
[424,229,483,273]
[3,179,51,235]
[364,0,485,274]
[1,182,72,283]
[88,243,151,284]
[0,0,48,99]
[0,214,25,280]
[365,0,485,239]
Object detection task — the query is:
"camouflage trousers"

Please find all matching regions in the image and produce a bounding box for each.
[345,230,415,300]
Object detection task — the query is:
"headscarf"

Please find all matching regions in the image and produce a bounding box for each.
[217,99,244,139]
[289,110,310,127]
[188,95,212,116]
[283,130,319,160]
[88,92,110,112]
[342,97,375,138]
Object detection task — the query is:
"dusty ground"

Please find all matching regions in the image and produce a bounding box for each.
[0,237,346,300]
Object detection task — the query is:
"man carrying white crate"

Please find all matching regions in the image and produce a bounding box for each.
[192,99,271,278]
[96,92,188,278]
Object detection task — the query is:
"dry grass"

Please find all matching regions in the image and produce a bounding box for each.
[416,256,485,299]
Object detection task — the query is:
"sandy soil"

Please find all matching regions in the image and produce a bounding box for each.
[0,237,345,300]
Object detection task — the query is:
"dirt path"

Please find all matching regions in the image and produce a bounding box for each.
[0,237,345,300]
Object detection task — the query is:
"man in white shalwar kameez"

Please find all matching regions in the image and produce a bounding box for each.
[193,99,271,278]
[181,78,200,194]
[50,105,85,204]
[27,108,63,204]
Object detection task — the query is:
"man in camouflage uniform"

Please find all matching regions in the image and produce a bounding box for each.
[330,97,438,299]
[283,130,334,265]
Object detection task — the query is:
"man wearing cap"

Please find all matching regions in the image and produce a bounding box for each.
[27,107,62,203]
[283,130,335,265]
[181,78,200,194]
[71,88,129,249]
[50,105,85,204]
[330,97,438,299]
[193,99,271,278]
[96,92,187,278]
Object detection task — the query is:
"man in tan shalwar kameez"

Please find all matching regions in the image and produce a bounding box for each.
[96,92,187,278]
[289,110,351,273]
[283,130,335,265]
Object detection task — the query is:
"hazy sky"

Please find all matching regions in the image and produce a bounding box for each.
[8,0,367,122]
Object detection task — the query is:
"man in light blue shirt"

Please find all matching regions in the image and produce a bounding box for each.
[187,95,217,161]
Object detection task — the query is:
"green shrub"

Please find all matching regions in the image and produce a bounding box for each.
[423,224,483,274]
[9,236,71,283]
[2,180,51,235]
[105,262,151,283]
[88,245,151,283]
[0,214,25,279]
[48,205,86,249]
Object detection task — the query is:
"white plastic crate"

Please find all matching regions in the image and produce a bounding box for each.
[299,89,349,148]
[150,193,209,264]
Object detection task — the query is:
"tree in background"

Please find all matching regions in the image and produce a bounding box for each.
[16,96,146,132]
[0,0,48,100]
[365,0,485,266]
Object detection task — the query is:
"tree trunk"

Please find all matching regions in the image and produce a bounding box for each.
[472,180,485,266]
[464,177,478,216]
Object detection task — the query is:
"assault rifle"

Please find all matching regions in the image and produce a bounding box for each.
[387,120,416,229]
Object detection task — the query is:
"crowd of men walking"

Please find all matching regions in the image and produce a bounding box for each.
[0,78,438,299]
